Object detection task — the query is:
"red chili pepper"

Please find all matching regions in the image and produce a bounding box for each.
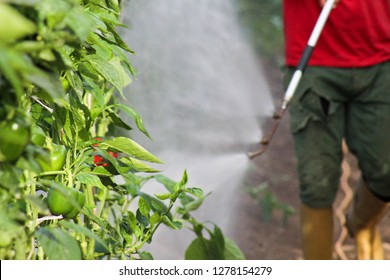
[93,137,118,166]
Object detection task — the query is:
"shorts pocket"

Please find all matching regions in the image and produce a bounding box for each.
[289,88,330,134]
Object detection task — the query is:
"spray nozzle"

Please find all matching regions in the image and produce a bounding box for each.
[247,108,286,159]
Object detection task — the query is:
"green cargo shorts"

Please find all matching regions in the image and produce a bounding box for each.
[284,60,390,208]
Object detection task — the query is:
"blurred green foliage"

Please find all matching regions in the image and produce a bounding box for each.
[236,0,284,65]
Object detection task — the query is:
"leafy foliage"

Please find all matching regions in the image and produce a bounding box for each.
[0,0,244,260]
[246,183,295,226]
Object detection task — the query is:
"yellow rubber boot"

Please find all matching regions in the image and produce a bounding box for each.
[354,227,383,260]
[346,183,387,260]
[300,203,333,260]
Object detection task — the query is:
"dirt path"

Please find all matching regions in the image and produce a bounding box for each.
[230,98,303,260]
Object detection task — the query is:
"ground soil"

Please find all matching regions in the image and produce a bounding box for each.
[229,58,390,260]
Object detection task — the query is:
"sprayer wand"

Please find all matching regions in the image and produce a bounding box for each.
[248,0,336,159]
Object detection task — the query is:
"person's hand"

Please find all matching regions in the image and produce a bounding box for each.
[318,0,341,8]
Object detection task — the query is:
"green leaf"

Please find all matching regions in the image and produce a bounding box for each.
[89,11,108,33]
[54,96,91,144]
[91,3,120,25]
[181,198,204,213]
[13,40,46,53]
[106,24,135,54]
[107,109,132,130]
[0,206,23,244]
[185,225,241,260]
[138,196,150,217]
[161,215,182,230]
[120,226,133,246]
[107,0,121,13]
[85,54,124,95]
[0,166,23,190]
[59,220,110,254]
[25,195,49,213]
[110,104,151,139]
[186,187,204,198]
[185,236,245,260]
[139,251,154,260]
[65,8,95,41]
[151,199,164,213]
[76,173,105,188]
[82,207,121,241]
[139,192,170,216]
[136,208,149,227]
[154,193,171,201]
[5,0,40,4]
[36,227,82,260]
[89,32,114,61]
[153,174,176,192]
[224,238,246,260]
[0,3,36,44]
[81,75,107,109]
[125,211,142,238]
[90,166,112,177]
[27,71,67,106]
[179,191,209,216]
[149,212,161,225]
[0,46,27,98]
[79,62,100,80]
[109,56,132,86]
[120,157,160,173]
[37,0,71,28]
[110,44,137,75]
[174,170,188,192]
[100,137,163,163]
[213,225,225,257]
[185,237,221,260]
[65,71,84,97]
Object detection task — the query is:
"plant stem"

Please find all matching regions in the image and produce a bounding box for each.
[96,187,107,217]
[135,200,176,251]
[36,215,63,225]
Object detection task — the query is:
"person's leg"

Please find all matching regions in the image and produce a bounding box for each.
[292,110,342,259]
[301,204,333,259]
[285,67,347,259]
[345,61,390,259]
[346,182,387,259]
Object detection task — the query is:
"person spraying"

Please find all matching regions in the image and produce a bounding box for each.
[283,0,390,259]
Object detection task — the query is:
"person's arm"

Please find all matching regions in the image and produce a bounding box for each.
[318,0,341,8]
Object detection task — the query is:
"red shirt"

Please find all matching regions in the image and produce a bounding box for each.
[284,0,390,67]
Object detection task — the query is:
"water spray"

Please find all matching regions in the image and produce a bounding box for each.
[248,0,336,159]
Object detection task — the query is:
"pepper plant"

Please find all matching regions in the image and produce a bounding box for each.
[0,0,244,260]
